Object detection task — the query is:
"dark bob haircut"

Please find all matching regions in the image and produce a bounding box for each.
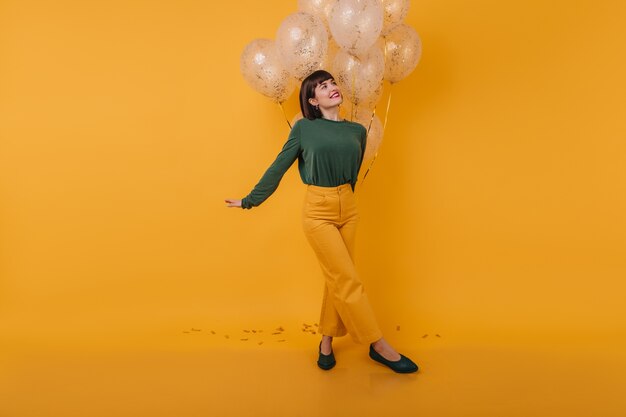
[299,70,335,120]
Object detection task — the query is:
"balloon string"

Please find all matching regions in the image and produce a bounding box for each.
[367,107,375,133]
[358,36,389,191]
[381,36,391,135]
[382,83,392,134]
[360,84,392,185]
[278,101,292,129]
[350,56,359,121]
[355,105,376,195]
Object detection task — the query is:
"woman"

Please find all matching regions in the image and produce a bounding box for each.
[225,70,417,373]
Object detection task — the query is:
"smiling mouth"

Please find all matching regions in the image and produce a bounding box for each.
[330,92,340,99]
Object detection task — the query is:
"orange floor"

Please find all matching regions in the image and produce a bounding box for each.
[2,322,625,417]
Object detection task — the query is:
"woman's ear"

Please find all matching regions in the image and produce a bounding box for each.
[308,97,318,106]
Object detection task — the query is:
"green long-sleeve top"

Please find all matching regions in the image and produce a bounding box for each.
[241,117,367,209]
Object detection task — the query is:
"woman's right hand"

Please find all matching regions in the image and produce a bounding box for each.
[225,198,242,208]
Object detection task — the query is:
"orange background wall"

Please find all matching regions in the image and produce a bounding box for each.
[1,0,625,352]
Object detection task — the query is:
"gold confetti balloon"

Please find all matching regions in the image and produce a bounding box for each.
[329,0,383,57]
[298,0,336,27]
[351,37,385,109]
[276,12,329,80]
[383,23,422,84]
[358,79,383,109]
[354,107,383,163]
[380,0,410,35]
[320,37,341,73]
[240,38,296,103]
[332,45,384,106]
[291,111,304,126]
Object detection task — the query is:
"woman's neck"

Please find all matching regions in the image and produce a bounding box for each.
[320,107,341,121]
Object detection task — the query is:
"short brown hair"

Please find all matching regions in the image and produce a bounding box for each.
[299,70,335,120]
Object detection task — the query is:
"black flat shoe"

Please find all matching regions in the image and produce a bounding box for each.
[369,344,418,373]
[317,341,336,370]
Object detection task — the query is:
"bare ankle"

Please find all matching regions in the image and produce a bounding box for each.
[320,335,333,355]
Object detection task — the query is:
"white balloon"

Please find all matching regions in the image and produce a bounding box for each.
[240,38,296,102]
[380,0,410,35]
[354,107,383,166]
[329,0,383,57]
[383,23,422,83]
[359,79,384,109]
[298,0,336,26]
[332,44,385,106]
[291,111,304,126]
[321,37,341,72]
[276,12,329,80]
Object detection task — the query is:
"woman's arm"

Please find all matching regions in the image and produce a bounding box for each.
[354,124,368,188]
[227,121,302,209]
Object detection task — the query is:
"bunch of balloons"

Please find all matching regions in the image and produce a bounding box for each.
[240,0,422,171]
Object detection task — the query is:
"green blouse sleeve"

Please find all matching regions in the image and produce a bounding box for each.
[241,122,302,209]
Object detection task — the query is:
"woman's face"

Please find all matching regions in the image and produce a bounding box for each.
[310,78,343,109]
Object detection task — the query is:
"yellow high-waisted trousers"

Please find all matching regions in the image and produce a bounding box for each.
[302,183,383,345]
